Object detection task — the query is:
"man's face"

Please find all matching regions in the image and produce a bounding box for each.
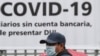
[46,43,64,54]
[55,43,64,54]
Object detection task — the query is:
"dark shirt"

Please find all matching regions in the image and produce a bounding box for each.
[57,49,72,56]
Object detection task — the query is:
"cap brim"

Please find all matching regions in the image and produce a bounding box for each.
[40,39,57,44]
[40,40,47,44]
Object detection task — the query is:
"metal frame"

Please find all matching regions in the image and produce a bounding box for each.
[0,49,99,56]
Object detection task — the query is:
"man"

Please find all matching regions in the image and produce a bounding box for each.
[40,32,72,56]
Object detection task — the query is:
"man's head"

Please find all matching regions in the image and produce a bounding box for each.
[40,32,66,55]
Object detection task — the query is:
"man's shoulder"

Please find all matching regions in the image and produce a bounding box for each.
[57,49,72,56]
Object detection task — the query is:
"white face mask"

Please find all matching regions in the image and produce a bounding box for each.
[46,46,56,56]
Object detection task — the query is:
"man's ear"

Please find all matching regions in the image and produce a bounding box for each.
[60,43,64,47]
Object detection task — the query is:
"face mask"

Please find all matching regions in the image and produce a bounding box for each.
[46,46,56,56]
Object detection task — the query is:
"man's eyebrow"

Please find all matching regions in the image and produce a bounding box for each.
[46,43,56,46]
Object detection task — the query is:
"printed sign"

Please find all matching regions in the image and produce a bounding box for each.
[0,0,100,49]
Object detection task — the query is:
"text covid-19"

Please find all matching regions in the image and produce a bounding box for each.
[0,2,92,16]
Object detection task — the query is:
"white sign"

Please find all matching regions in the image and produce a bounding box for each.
[0,0,100,49]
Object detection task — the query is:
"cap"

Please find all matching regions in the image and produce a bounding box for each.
[40,32,66,45]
